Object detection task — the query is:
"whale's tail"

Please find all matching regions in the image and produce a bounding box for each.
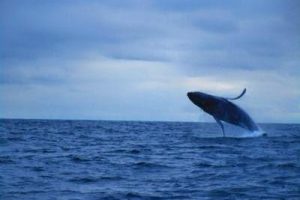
[226,88,246,100]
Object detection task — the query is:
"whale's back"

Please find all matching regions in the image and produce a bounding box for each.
[218,99,259,131]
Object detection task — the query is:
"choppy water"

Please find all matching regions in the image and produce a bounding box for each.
[0,119,299,199]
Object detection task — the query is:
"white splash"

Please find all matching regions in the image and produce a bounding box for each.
[240,129,267,138]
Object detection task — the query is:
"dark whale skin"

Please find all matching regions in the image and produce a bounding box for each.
[187,91,259,132]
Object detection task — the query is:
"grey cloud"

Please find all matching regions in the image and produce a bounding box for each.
[2,0,299,72]
[0,0,299,122]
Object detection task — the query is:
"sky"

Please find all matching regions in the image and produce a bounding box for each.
[1,0,300,123]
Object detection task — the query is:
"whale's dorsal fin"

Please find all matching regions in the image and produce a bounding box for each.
[227,88,246,100]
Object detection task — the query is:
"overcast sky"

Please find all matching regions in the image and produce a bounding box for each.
[1,0,299,123]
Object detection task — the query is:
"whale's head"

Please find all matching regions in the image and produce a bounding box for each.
[187,91,217,113]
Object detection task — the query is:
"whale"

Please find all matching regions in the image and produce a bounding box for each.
[187,88,260,137]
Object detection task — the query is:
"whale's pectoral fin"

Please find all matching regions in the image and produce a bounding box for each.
[214,116,225,137]
[226,88,246,100]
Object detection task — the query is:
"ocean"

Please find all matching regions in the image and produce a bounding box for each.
[0,119,299,199]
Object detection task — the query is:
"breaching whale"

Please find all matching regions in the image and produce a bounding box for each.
[187,88,260,137]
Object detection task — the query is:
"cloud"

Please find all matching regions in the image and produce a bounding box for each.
[0,0,299,122]
[2,0,297,66]
[1,53,299,122]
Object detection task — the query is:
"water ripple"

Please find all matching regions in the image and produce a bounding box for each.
[0,119,299,199]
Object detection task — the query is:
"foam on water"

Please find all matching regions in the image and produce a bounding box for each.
[240,130,266,138]
[221,122,266,138]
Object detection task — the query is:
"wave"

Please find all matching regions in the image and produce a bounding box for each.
[133,161,171,169]
[0,156,15,164]
[68,175,125,184]
[70,155,91,162]
[69,176,98,183]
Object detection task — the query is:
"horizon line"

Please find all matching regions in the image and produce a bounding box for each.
[0,117,299,125]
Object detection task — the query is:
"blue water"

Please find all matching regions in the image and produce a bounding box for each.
[0,119,299,199]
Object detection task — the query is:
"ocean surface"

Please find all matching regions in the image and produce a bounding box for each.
[0,119,299,200]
